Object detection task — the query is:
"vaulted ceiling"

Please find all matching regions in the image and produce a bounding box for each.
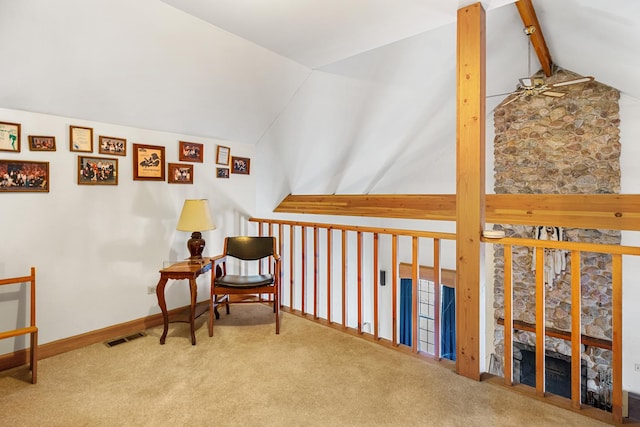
[1,0,639,149]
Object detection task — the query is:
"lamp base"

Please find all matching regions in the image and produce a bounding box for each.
[187,231,206,262]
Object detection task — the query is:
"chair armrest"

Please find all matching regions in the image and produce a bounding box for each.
[210,254,227,278]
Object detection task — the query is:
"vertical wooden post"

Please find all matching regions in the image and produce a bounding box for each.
[289,225,295,309]
[456,2,486,380]
[313,227,319,319]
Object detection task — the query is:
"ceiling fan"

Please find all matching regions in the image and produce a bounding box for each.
[500,74,594,106]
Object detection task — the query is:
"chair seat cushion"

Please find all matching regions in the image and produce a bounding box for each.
[215,274,274,289]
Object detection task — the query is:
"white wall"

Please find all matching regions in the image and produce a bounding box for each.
[0,108,255,353]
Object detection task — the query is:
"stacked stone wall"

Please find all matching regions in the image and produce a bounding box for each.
[491,69,621,395]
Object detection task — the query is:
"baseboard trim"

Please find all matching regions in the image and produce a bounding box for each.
[0,305,189,372]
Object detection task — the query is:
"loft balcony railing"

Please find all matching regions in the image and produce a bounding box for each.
[245,217,640,424]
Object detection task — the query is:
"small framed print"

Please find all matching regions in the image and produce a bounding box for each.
[216,145,230,166]
[28,135,56,151]
[0,159,49,192]
[133,143,165,181]
[231,156,250,175]
[216,167,229,179]
[70,125,94,152]
[179,141,203,163]
[0,121,21,153]
[98,136,127,156]
[168,163,193,184]
[78,155,118,185]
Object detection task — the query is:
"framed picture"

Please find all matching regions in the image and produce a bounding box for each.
[133,143,165,181]
[168,163,194,184]
[179,141,203,163]
[98,136,127,156]
[78,155,118,185]
[28,135,56,151]
[0,159,49,192]
[231,156,250,175]
[0,121,21,153]
[69,125,93,152]
[216,168,229,179]
[216,145,230,166]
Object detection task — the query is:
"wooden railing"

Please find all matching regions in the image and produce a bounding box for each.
[250,217,456,359]
[486,236,640,423]
[248,217,640,423]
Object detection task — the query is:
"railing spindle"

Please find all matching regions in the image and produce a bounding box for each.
[412,236,419,353]
[327,228,332,323]
[342,229,347,328]
[301,226,307,315]
[535,246,546,397]
[392,234,398,346]
[373,232,379,339]
[314,227,319,319]
[357,231,363,334]
[504,244,513,386]
[433,238,441,359]
[612,253,623,423]
[570,250,582,409]
[289,225,295,309]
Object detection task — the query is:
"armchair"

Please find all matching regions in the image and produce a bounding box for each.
[208,236,280,336]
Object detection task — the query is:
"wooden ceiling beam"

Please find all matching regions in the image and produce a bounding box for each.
[515,0,553,77]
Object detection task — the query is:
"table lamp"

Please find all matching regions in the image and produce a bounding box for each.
[176,199,216,262]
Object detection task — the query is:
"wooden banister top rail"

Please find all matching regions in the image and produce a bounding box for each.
[274,194,640,231]
[482,236,640,257]
[249,217,456,241]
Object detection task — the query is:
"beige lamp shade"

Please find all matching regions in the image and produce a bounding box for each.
[176,199,216,232]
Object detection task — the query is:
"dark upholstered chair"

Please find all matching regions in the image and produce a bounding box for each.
[208,236,280,336]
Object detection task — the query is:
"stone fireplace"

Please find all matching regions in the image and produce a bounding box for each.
[491,68,621,407]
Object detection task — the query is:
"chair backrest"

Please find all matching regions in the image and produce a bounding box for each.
[225,236,275,261]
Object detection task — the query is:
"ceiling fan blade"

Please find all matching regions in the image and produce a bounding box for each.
[501,92,525,107]
[541,90,566,98]
[549,76,594,88]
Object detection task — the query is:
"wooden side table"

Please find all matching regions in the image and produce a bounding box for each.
[155,258,224,345]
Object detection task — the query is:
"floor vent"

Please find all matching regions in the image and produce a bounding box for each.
[104,331,146,348]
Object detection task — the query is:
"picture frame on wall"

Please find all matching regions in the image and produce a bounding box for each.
[0,159,49,192]
[98,136,127,156]
[216,145,230,166]
[0,121,21,153]
[231,156,250,175]
[133,143,165,181]
[179,141,203,163]
[28,135,56,151]
[69,125,93,152]
[78,155,118,185]
[168,163,194,184]
[216,167,229,179]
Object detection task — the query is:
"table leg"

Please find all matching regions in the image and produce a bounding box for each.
[156,277,170,344]
[189,278,198,345]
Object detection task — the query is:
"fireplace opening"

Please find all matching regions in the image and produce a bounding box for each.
[514,344,612,412]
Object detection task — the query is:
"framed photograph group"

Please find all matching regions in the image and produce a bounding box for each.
[78,156,118,185]
[70,125,93,152]
[0,121,21,153]
[133,143,165,181]
[0,159,49,192]
[231,156,250,175]
[179,141,203,163]
[28,135,56,151]
[168,163,193,184]
[98,136,127,156]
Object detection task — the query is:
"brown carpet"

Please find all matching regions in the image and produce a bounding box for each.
[0,304,609,426]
